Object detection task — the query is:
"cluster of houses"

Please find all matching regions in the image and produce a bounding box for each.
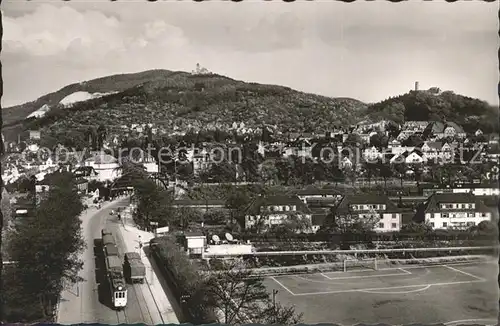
[240,185,495,233]
[4,118,499,183]
[155,119,499,176]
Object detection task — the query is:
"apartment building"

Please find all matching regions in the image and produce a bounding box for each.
[332,194,402,232]
[244,195,312,232]
[416,193,492,230]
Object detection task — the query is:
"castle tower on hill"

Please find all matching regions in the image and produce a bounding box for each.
[192,63,210,75]
[415,81,419,91]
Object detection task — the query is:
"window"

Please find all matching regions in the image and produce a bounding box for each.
[482,213,486,217]
[392,214,397,219]
[442,214,448,218]
[443,222,447,228]
[468,213,474,218]
[391,223,397,229]
[378,222,384,228]
[430,222,435,227]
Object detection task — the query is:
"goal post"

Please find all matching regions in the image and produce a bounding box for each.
[343,258,378,272]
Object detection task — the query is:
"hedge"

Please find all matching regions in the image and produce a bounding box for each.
[149,236,218,324]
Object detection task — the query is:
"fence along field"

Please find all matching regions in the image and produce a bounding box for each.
[203,245,497,277]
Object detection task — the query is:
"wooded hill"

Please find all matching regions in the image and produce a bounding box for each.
[4,69,367,142]
[366,89,498,134]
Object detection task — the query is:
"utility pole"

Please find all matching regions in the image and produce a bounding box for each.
[272,289,278,324]
[31,175,37,209]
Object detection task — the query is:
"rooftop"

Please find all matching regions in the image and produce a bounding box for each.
[335,194,401,213]
[294,187,344,196]
[245,195,312,215]
[423,193,491,213]
[85,152,118,164]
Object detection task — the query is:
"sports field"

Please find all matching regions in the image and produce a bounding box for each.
[264,260,498,325]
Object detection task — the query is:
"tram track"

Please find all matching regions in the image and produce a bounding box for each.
[116,307,128,324]
[143,267,166,324]
[108,214,157,324]
[130,281,155,324]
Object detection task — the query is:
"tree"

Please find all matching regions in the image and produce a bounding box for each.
[393,162,407,188]
[85,127,98,150]
[321,207,380,248]
[369,132,388,149]
[204,262,302,325]
[5,175,85,321]
[259,160,279,185]
[173,207,203,229]
[255,301,304,325]
[386,102,405,124]
[113,159,148,189]
[273,213,312,235]
[363,162,379,187]
[225,189,252,225]
[203,209,229,226]
[205,265,268,324]
[133,178,174,229]
[402,134,423,147]
[331,165,345,186]
[204,161,236,183]
[400,221,433,235]
[345,133,362,147]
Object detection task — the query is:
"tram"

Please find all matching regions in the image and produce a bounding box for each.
[101,229,128,309]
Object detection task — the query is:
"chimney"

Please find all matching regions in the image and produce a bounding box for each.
[415,81,419,91]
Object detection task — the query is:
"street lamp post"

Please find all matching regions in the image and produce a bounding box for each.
[150,221,159,237]
[138,235,143,258]
[272,289,278,324]
[180,294,190,320]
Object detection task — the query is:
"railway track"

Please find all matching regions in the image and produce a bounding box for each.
[143,267,166,324]
[130,281,155,324]
[116,307,129,324]
[109,215,162,324]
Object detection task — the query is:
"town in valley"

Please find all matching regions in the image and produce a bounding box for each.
[1,2,498,325]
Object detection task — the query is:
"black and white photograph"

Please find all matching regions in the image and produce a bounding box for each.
[0,1,498,325]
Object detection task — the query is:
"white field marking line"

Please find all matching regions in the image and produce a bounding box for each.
[270,276,296,296]
[321,268,375,274]
[443,265,485,281]
[394,318,498,326]
[378,260,494,271]
[323,271,410,280]
[320,273,331,279]
[292,279,485,296]
[359,285,431,294]
[294,271,428,286]
[444,319,499,326]
[267,260,494,280]
[398,268,412,275]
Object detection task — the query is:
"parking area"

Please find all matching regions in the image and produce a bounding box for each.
[264,261,498,325]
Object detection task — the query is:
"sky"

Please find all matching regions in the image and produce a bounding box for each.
[2,0,498,108]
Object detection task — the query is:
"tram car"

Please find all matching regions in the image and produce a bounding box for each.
[101,228,112,237]
[101,229,127,309]
[105,255,128,309]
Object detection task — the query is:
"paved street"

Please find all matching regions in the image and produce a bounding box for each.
[56,197,175,324]
[108,203,182,324]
